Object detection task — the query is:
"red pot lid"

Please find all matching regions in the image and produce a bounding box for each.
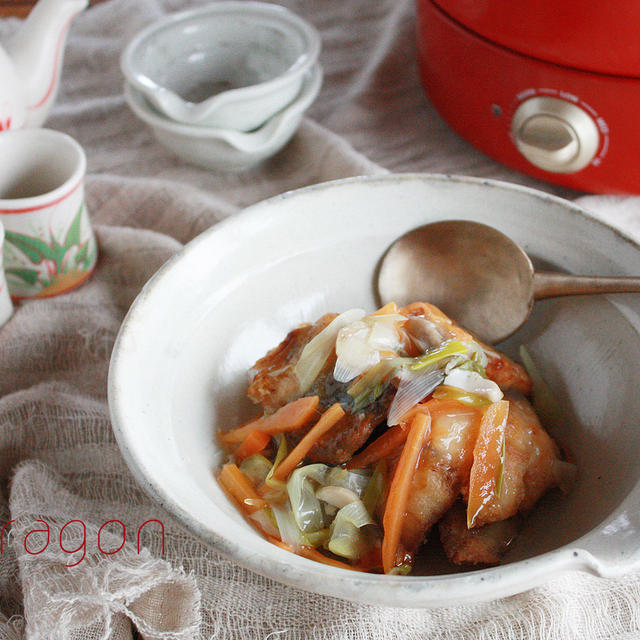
[431,0,640,78]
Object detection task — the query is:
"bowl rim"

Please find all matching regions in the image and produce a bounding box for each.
[120,1,321,113]
[108,173,640,607]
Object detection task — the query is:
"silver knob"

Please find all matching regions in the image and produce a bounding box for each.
[511,96,599,173]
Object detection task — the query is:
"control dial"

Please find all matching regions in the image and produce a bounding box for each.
[511,96,600,173]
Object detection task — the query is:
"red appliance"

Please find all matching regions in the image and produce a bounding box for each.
[415,0,640,194]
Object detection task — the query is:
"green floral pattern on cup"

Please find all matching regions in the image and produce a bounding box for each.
[4,201,97,298]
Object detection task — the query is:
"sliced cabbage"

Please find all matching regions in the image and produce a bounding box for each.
[326,500,374,560]
[294,309,366,393]
[443,368,503,403]
[287,464,328,532]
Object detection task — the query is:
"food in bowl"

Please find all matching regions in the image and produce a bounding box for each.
[217,300,576,574]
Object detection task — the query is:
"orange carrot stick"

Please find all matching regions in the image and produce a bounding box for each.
[370,301,400,316]
[347,424,408,470]
[220,395,320,444]
[269,538,362,571]
[233,429,272,461]
[218,463,266,514]
[272,403,345,481]
[381,410,431,574]
[467,400,509,528]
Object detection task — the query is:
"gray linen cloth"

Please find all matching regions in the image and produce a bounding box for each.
[1,0,640,638]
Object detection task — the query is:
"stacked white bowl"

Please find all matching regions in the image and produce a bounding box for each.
[121,2,322,171]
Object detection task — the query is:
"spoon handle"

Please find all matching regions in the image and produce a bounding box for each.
[533,271,640,299]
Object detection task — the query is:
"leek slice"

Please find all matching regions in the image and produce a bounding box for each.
[387,368,443,425]
[264,435,289,495]
[432,385,492,406]
[326,500,374,560]
[409,340,469,371]
[361,460,386,516]
[295,309,366,394]
[442,368,503,403]
[248,507,279,538]
[324,467,370,496]
[239,454,273,487]
[272,504,306,551]
[287,464,328,533]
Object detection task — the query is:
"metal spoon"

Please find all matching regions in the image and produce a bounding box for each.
[377,219,640,344]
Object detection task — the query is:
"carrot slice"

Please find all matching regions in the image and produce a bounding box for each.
[370,301,400,316]
[233,429,271,461]
[220,395,320,444]
[467,400,510,528]
[218,463,266,514]
[348,402,434,470]
[269,538,362,571]
[272,402,345,481]
[381,410,431,574]
[347,424,407,470]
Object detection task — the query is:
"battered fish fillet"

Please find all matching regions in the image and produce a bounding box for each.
[400,393,565,565]
[438,501,521,566]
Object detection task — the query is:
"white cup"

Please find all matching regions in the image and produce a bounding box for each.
[0,129,97,299]
[0,221,14,327]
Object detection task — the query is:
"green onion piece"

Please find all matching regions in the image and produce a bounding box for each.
[409,340,469,371]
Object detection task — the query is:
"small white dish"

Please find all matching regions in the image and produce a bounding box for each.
[123,63,322,172]
[109,174,640,607]
[120,1,321,131]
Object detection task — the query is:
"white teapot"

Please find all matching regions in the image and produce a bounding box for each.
[0,0,87,130]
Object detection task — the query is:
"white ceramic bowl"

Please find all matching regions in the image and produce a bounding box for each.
[108,174,640,607]
[120,1,321,131]
[123,63,322,172]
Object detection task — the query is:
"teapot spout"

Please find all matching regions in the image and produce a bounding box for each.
[6,0,88,128]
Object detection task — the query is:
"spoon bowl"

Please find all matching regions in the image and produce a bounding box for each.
[378,219,640,343]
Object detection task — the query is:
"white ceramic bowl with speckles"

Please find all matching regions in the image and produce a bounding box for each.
[108,174,640,607]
